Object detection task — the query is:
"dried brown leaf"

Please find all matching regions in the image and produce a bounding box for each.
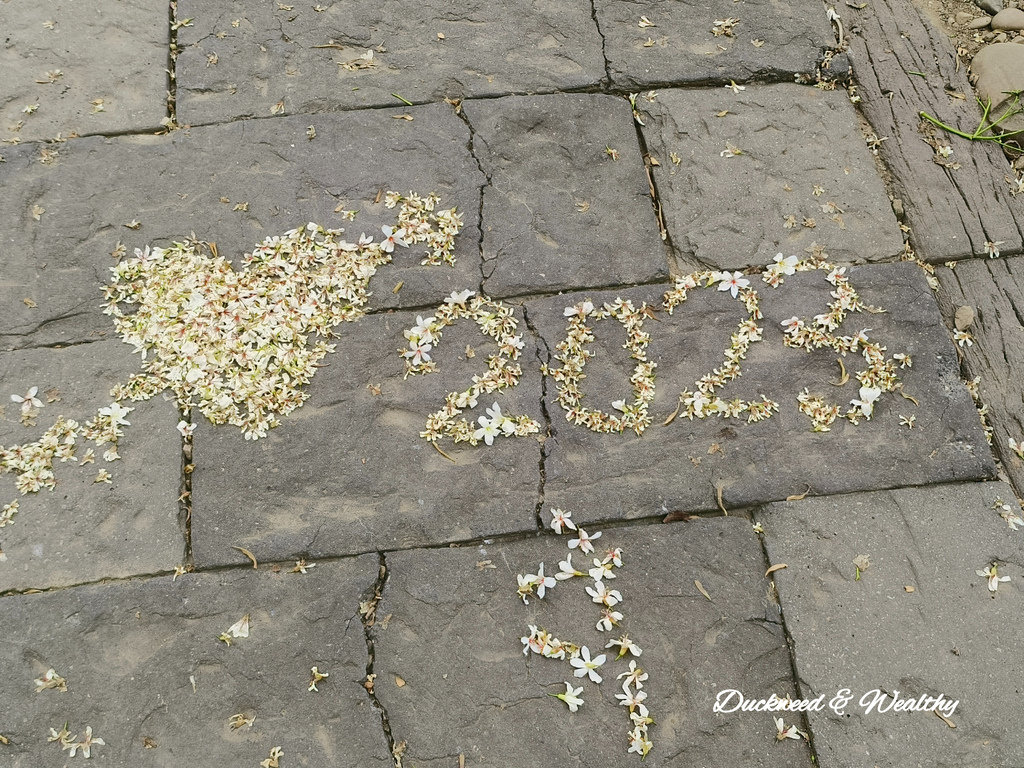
[231,545,258,569]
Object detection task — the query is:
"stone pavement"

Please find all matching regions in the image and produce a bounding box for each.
[2,1,1024,766]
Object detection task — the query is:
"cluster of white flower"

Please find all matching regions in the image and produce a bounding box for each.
[1,402,132,515]
[402,291,540,445]
[992,496,1024,531]
[517,508,653,758]
[384,191,464,266]
[662,270,778,423]
[102,192,461,440]
[549,298,656,435]
[767,256,908,431]
[47,723,105,759]
[2,193,461,523]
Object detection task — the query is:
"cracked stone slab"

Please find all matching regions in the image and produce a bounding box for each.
[464,93,670,297]
[757,481,1024,768]
[844,0,1024,262]
[935,258,1024,494]
[0,555,392,767]
[639,85,905,271]
[0,0,168,142]
[191,306,543,568]
[175,0,605,126]
[527,262,995,525]
[593,0,834,89]
[372,517,812,767]
[0,341,180,593]
[0,102,482,352]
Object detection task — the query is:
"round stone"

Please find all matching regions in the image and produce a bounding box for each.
[992,7,1024,30]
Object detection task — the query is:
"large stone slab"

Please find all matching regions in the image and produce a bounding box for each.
[527,262,995,525]
[935,257,1024,492]
[593,0,834,89]
[640,85,905,271]
[0,556,392,767]
[757,481,1024,767]
[191,307,543,568]
[465,93,670,297]
[0,342,181,593]
[845,0,1024,261]
[0,0,168,142]
[175,0,605,125]
[0,102,483,352]
[373,518,811,767]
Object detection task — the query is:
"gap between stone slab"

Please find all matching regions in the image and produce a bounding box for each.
[627,99,709,276]
[359,552,402,764]
[521,305,552,531]
[5,76,874,150]
[180,410,195,571]
[750,501,824,764]
[448,103,489,297]
[167,0,179,127]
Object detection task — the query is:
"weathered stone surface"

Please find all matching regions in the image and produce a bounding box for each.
[640,85,904,270]
[845,0,1024,261]
[757,481,1024,768]
[593,0,834,89]
[935,257,1024,493]
[528,262,994,525]
[175,0,605,126]
[0,0,168,142]
[0,556,392,766]
[0,103,483,352]
[191,307,543,568]
[0,342,181,593]
[373,518,811,767]
[464,93,670,297]
[971,43,1024,137]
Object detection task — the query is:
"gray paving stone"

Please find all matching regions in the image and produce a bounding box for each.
[757,481,1024,768]
[0,342,181,593]
[0,555,391,767]
[191,307,543,568]
[372,517,811,767]
[640,85,905,271]
[527,262,995,526]
[593,0,834,89]
[175,0,605,126]
[0,0,168,143]
[934,257,1024,494]
[464,93,670,297]
[0,102,483,352]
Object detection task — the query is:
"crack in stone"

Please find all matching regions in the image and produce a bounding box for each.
[521,305,551,531]
[587,0,612,87]
[359,553,401,766]
[750,507,823,765]
[451,104,489,296]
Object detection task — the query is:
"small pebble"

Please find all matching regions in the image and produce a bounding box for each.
[968,16,993,29]
[994,31,1009,42]
[956,11,974,24]
[955,305,975,331]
